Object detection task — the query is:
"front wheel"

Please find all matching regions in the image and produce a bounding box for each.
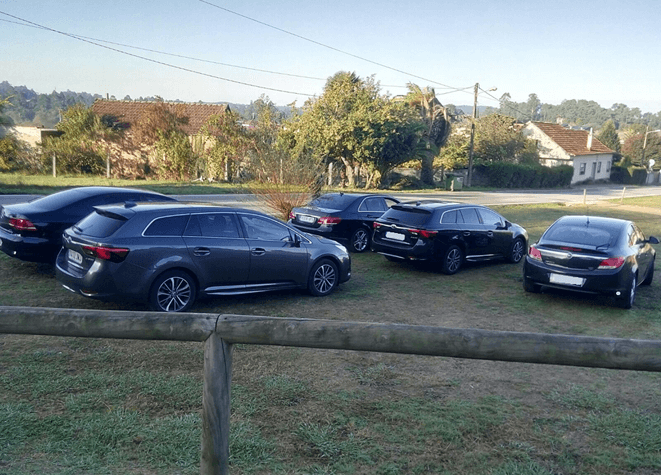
[150,270,197,312]
[350,227,371,253]
[441,245,463,275]
[308,259,338,296]
[507,237,526,263]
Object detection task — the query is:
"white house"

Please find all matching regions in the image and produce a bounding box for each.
[522,122,614,185]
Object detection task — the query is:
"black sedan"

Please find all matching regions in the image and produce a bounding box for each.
[523,215,657,309]
[288,193,399,252]
[371,201,528,274]
[56,202,351,312]
[0,186,176,263]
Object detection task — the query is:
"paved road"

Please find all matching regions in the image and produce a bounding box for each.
[1,184,660,208]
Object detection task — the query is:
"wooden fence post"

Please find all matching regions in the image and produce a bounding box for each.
[201,332,233,475]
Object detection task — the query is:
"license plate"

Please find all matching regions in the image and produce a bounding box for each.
[68,249,83,265]
[299,215,316,224]
[385,231,406,241]
[549,273,585,287]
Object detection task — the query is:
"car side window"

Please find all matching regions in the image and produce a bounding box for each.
[477,209,504,227]
[240,215,292,241]
[185,213,241,238]
[144,215,189,236]
[441,210,457,224]
[459,208,480,224]
[359,198,386,212]
[385,198,398,208]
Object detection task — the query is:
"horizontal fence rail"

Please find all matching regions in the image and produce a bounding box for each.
[2,305,661,474]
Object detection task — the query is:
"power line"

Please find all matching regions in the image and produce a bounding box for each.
[198,0,475,97]
[0,12,316,98]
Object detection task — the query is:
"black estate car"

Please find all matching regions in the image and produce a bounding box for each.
[371,201,528,274]
[56,202,351,312]
[289,193,399,252]
[523,215,657,309]
[0,186,176,263]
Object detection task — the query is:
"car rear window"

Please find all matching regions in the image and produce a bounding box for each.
[543,224,617,248]
[381,206,432,227]
[308,194,356,210]
[73,210,128,238]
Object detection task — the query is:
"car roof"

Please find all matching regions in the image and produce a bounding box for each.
[62,186,169,197]
[553,215,630,230]
[315,192,394,200]
[94,201,269,217]
[394,201,465,211]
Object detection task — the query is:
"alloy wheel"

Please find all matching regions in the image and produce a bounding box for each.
[157,276,192,312]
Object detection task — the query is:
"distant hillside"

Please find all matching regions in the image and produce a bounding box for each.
[0,82,292,128]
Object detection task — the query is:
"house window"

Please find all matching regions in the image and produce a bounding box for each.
[597,162,602,173]
[579,163,586,175]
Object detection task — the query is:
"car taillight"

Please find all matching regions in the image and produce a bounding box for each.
[318,217,341,225]
[407,228,437,239]
[82,245,129,263]
[529,246,542,261]
[373,222,382,229]
[289,211,295,220]
[598,257,625,270]
[8,217,37,231]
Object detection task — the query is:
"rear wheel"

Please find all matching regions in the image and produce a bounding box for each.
[350,227,371,253]
[441,245,463,275]
[617,275,636,309]
[507,237,526,263]
[308,259,338,296]
[642,259,654,286]
[150,270,197,312]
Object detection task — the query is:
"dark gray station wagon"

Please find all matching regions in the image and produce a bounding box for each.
[56,202,351,312]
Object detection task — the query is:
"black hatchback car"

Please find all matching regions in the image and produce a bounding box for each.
[0,186,176,263]
[371,201,528,274]
[523,215,657,309]
[56,202,351,312]
[288,193,399,252]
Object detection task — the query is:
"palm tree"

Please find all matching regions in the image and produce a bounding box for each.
[402,84,451,185]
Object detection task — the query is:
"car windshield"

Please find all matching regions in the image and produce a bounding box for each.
[307,194,356,211]
[381,206,432,227]
[543,224,617,248]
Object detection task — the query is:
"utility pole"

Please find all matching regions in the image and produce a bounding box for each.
[467,83,479,187]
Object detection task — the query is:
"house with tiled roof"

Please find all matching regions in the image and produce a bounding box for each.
[89,100,231,179]
[522,122,615,185]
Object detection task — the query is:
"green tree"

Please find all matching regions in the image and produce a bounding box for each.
[474,114,538,164]
[435,134,470,173]
[597,120,621,154]
[200,110,252,181]
[402,84,451,185]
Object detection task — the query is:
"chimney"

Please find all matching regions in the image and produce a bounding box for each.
[587,128,593,150]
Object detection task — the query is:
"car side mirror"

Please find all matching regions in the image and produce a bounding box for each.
[291,233,302,247]
[648,236,659,245]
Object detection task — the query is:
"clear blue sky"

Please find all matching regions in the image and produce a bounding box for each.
[2,0,660,113]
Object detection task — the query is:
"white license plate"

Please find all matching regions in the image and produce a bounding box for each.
[299,215,316,224]
[385,231,406,241]
[549,273,585,287]
[68,249,83,265]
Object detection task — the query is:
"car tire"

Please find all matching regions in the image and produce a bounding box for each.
[617,275,636,309]
[523,275,541,293]
[350,227,371,253]
[308,259,338,296]
[507,237,526,264]
[642,259,654,286]
[441,245,463,275]
[150,270,197,312]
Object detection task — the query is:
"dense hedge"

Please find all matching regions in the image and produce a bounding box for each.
[473,163,573,188]
[610,165,648,185]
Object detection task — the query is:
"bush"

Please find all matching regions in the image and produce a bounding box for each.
[610,164,648,185]
[474,163,572,188]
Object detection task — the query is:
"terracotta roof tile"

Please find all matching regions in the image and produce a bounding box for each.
[91,100,229,135]
[531,122,613,156]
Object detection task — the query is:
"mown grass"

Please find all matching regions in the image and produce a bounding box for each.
[1,194,661,473]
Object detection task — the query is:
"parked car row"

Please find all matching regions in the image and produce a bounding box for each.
[1,189,657,311]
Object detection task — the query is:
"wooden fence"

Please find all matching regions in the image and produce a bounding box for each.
[2,305,661,474]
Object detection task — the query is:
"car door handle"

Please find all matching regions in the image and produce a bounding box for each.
[193,247,210,256]
[463,232,471,236]
[251,248,266,256]
[487,231,493,237]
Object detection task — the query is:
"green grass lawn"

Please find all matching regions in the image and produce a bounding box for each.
[1,188,661,474]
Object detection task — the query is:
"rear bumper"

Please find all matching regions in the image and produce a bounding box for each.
[523,256,630,295]
[371,238,433,261]
[0,228,58,263]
